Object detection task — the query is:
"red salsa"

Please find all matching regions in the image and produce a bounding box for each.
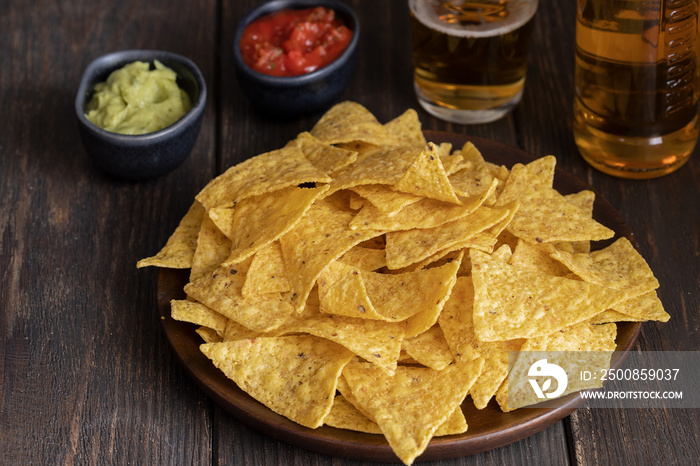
[240,6,353,77]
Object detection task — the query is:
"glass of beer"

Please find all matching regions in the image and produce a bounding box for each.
[408,0,539,124]
[574,0,699,179]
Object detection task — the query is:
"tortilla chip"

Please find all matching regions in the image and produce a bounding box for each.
[190,213,232,282]
[276,310,406,375]
[201,335,354,428]
[325,395,383,433]
[438,277,524,409]
[448,142,497,199]
[349,184,422,217]
[310,101,394,146]
[384,203,510,269]
[504,322,617,410]
[279,197,384,312]
[393,143,461,204]
[338,246,386,271]
[222,317,264,341]
[509,239,573,277]
[325,395,467,437]
[184,265,294,332]
[495,157,614,243]
[342,358,484,465]
[383,108,426,148]
[351,178,497,233]
[401,325,454,370]
[317,261,387,320]
[287,131,358,174]
[195,146,331,210]
[550,237,660,298]
[171,299,228,335]
[441,152,466,176]
[471,249,630,341]
[403,252,462,338]
[324,145,430,197]
[319,259,459,329]
[137,201,204,269]
[241,241,291,297]
[220,185,330,264]
[195,326,223,343]
[591,290,670,323]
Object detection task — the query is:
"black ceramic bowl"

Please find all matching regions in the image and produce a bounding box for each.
[75,50,207,181]
[233,0,359,118]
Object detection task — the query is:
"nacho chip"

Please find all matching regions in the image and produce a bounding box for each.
[342,358,484,465]
[555,190,597,254]
[384,202,510,269]
[325,395,468,437]
[509,239,573,277]
[317,261,385,320]
[222,317,264,341]
[449,142,497,199]
[287,131,358,174]
[279,197,384,312]
[325,395,383,434]
[310,101,394,146]
[403,252,462,338]
[338,246,386,271]
[438,277,524,409]
[195,145,331,210]
[591,290,670,323]
[495,157,614,243]
[503,322,617,410]
[471,249,630,341]
[190,213,232,282]
[241,242,291,297]
[383,108,426,148]
[184,265,294,332]
[137,201,204,269]
[440,152,466,176]
[309,315,404,373]
[393,143,461,204]
[220,185,330,264]
[324,145,431,196]
[171,299,228,335]
[549,237,660,298]
[351,178,497,233]
[401,325,454,371]
[201,335,354,428]
[195,326,223,343]
[349,184,422,217]
[276,306,406,375]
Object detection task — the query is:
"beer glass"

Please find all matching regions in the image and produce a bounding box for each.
[408,0,539,124]
[574,0,699,179]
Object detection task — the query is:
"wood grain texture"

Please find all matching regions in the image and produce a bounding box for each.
[1,0,698,465]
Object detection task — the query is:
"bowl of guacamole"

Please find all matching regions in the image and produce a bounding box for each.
[76,50,207,180]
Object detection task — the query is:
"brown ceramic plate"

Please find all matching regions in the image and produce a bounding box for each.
[157,131,641,462]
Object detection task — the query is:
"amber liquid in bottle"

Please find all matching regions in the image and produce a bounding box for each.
[573,0,699,178]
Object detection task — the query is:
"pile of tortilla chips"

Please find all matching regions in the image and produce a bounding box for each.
[138,102,669,465]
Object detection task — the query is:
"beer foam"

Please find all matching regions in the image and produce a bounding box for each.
[409,0,537,38]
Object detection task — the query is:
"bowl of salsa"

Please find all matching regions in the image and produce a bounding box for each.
[233,0,359,118]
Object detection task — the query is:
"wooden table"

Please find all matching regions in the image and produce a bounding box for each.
[2,1,699,464]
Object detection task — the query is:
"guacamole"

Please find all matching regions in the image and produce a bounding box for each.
[86,60,192,135]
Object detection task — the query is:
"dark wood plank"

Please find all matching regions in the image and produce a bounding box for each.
[0,0,217,463]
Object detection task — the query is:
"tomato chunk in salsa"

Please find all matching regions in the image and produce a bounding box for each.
[240,6,353,77]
